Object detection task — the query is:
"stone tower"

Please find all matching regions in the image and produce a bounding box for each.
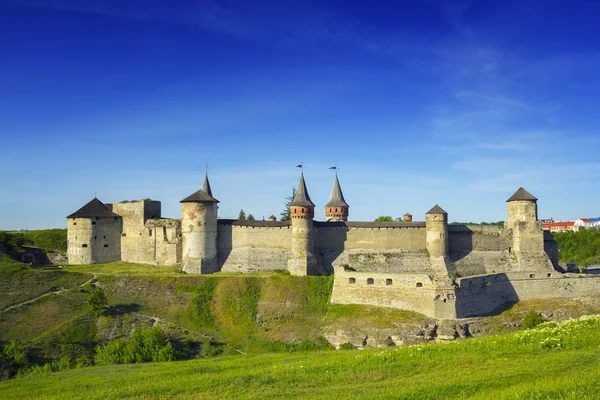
[325,174,349,222]
[288,173,317,276]
[425,204,451,275]
[506,187,552,271]
[180,174,219,274]
[66,197,122,265]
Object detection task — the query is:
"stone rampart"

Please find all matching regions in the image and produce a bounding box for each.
[314,223,432,275]
[217,220,292,272]
[330,266,457,319]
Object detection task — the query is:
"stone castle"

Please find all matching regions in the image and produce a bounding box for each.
[66,173,600,319]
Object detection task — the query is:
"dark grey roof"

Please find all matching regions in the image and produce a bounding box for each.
[507,187,537,202]
[67,198,120,218]
[180,175,219,203]
[325,174,349,208]
[290,173,315,207]
[426,204,447,215]
[202,174,213,197]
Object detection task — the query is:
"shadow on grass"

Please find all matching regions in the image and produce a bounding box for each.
[105,303,143,317]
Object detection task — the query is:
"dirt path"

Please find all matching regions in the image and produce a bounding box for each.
[0,273,97,313]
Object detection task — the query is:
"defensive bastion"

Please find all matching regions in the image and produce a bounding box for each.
[66,173,600,319]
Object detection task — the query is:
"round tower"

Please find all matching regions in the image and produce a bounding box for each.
[506,187,549,270]
[425,204,449,259]
[325,174,349,222]
[506,187,538,224]
[403,213,413,222]
[66,197,122,265]
[288,173,317,276]
[181,174,219,274]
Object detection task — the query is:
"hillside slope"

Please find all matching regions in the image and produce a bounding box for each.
[2,316,600,399]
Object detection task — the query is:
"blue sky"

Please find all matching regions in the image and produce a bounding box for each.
[1,0,599,229]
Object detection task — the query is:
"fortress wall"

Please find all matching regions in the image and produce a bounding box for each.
[67,218,93,265]
[217,222,291,272]
[91,217,122,264]
[315,224,432,274]
[113,201,160,265]
[315,224,427,251]
[146,219,182,266]
[455,273,600,318]
[330,267,457,319]
[448,225,516,276]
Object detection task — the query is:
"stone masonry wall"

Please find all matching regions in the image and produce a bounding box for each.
[315,224,433,275]
[330,266,457,319]
[145,218,182,266]
[217,221,291,272]
[449,225,517,276]
[112,200,161,265]
[455,272,600,318]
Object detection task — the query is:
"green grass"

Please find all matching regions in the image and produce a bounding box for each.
[2,316,600,399]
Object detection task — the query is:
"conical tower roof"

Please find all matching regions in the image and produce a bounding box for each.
[426,204,447,215]
[290,173,315,207]
[67,197,119,218]
[325,174,349,208]
[180,174,219,203]
[506,187,537,202]
[202,174,213,197]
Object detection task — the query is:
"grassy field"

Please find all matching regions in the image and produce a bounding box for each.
[2,316,600,399]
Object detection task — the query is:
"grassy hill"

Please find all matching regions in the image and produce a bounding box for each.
[2,315,600,399]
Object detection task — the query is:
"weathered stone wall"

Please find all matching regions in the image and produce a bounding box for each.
[67,218,93,265]
[455,272,600,318]
[145,218,182,266]
[112,201,161,265]
[182,202,218,273]
[314,223,433,275]
[91,216,122,263]
[330,266,457,319]
[217,220,291,273]
[449,225,517,276]
[67,217,121,264]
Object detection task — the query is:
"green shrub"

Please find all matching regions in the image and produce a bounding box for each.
[522,310,544,330]
[87,287,108,316]
[95,327,176,366]
[339,342,356,350]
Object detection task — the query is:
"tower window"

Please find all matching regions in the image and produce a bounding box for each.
[416,282,423,288]
[349,277,356,284]
[367,278,374,285]
[82,244,88,248]
[104,244,109,248]
[73,222,77,225]
[92,221,96,225]
[386,278,393,286]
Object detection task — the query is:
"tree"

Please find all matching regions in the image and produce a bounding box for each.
[374,216,394,222]
[247,214,255,221]
[238,209,246,220]
[280,188,296,221]
[88,287,108,316]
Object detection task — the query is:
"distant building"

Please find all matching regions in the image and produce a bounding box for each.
[542,221,575,232]
[574,218,600,229]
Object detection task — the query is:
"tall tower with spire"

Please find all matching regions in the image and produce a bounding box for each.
[325,174,349,222]
[288,173,317,276]
[180,174,219,274]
